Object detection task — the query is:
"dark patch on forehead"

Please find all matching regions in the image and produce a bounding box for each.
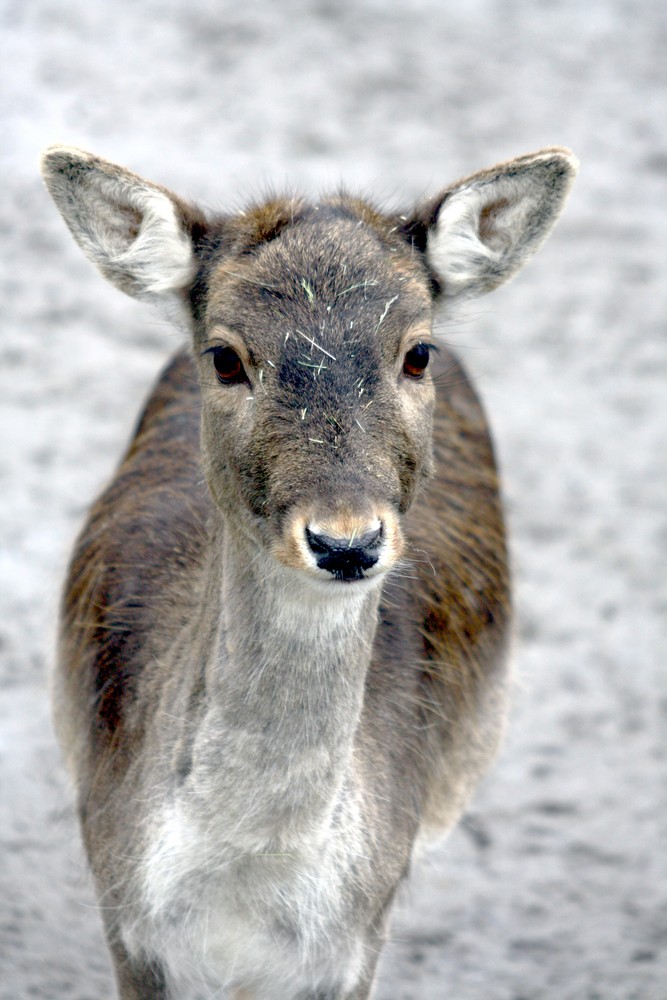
[275,321,383,406]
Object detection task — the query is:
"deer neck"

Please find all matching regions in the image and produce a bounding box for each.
[183,517,382,851]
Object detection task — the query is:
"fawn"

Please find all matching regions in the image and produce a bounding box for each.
[42,144,577,999]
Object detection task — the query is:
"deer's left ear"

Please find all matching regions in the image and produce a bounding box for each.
[404,147,578,302]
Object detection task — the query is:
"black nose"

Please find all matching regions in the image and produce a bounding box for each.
[305,525,383,581]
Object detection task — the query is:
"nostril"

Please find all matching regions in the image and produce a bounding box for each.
[305,528,336,558]
[305,524,384,580]
[355,525,383,553]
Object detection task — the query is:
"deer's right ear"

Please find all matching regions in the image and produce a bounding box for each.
[404,147,578,303]
[41,146,205,313]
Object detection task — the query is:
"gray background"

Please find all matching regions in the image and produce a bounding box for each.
[1,1,665,998]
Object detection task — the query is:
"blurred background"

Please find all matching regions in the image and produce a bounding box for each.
[1,1,665,997]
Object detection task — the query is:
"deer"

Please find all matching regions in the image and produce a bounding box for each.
[41,144,577,999]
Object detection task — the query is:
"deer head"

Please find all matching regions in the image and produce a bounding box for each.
[41,146,577,587]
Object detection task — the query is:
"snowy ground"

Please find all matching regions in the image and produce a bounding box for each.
[1,2,665,998]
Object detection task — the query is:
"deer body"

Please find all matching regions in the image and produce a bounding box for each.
[43,146,576,999]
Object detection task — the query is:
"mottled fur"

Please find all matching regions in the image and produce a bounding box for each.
[42,145,577,999]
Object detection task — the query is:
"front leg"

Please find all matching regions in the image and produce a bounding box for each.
[108,938,168,1000]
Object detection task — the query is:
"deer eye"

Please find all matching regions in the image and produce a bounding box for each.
[210,346,248,385]
[402,343,431,379]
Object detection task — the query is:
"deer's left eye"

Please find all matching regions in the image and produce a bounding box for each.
[402,343,431,379]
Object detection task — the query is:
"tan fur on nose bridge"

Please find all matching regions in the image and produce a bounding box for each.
[309,513,381,542]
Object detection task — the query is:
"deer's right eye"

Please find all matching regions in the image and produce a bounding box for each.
[209,346,248,386]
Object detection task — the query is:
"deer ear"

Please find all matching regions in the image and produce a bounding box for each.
[41,145,204,314]
[410,147,578,302]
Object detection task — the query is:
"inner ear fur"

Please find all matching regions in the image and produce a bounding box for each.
[401,147,578,302]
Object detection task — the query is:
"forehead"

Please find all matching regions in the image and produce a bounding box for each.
[204,208,432,359]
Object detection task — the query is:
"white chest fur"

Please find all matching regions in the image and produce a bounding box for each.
[122,796,370,999]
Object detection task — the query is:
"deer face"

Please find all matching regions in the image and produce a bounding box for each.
[41,145,577,582]
[194,208,436,583]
